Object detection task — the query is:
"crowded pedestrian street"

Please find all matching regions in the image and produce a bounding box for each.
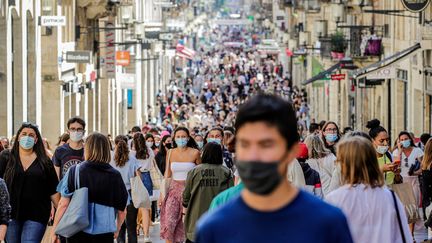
[1,0,432,242]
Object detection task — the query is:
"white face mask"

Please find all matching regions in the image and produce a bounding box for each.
[146,142,154,148]
[376,145,389,155]
[69,132,84,142]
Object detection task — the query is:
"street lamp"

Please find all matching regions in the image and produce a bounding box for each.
[332,4,345,24]
[314,20,327,38]
[120,4,134,26]
[134,22,145,40]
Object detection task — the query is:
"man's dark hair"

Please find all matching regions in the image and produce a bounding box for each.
[201,142,223,165]
[235,94,299,149]
[67,117,86,129]
[131,126,141,133]
[223,126,235,134]
[319,120,326,130]
[309,123,319,134]
[420,133,431,145]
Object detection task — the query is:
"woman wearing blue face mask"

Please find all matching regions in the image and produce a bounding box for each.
[194,134,204,150]
[392,131,424,239]
[0,123,59,243]
[160,127,200,243]
[321,121,341,155]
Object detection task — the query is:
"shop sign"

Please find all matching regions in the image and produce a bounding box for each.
[331,74,346,80]
[65,51,91,63]
[366,67,395,80]
[40,16,66,26]
[401,0,430,12]
[116,51,130,66]
[105,23,116,79]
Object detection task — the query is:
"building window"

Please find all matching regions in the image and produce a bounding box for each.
[396,69,408,82]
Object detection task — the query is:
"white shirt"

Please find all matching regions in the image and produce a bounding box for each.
[392,147,424,176]
[287,159,306,188]
[306,153,336,196]
[326,184,412,243]
[129,149,154,171]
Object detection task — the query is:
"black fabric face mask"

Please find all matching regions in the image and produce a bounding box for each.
[235,160,282,195]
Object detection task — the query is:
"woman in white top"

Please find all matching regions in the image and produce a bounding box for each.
[110,135,141,243]
[131,133,155,242]
[304,134,336,196]
[392,131,423,237]
[160,127,200,243]
[326,137,412,243]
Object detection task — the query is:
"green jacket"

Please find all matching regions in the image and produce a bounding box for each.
[182,164,234,241]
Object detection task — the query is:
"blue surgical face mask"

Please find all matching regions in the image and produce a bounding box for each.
[197,141,204,149]
[19,136,35,150]
[401,140,411,148]
[207,138,222,145]
[325,134,338,143]
[175,138,188,148]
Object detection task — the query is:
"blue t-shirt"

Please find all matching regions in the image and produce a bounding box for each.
[195,190,353,243]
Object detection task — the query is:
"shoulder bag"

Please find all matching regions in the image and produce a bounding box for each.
[161,149,173,197]
[389,182,420,224]
[150,158,163,190]
[55,163,89,237]
[391,190,407,243]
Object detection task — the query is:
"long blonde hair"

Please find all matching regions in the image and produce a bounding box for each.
[304,134,331,159]
[422,138,432,170]
[337,137,384,188]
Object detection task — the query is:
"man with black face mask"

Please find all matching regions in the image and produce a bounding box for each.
[195,94,353,243]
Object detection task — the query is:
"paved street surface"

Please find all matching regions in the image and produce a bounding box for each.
[137,223,164,243]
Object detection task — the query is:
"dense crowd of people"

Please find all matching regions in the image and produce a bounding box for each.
[0,12,432,243]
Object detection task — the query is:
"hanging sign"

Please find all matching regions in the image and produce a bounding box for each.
[65,51,91,63]
[331,74,346,80]
[105,23,116,78]
[401,0,430,12]
[116,51,130,66]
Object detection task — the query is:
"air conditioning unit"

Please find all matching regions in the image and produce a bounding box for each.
[314,20,327,37]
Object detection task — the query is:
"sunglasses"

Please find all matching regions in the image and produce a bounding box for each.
[22,122,39,129]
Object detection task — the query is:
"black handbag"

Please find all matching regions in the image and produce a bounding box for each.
[408,160,421,176]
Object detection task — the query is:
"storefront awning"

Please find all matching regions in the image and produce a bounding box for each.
[353,43,421,79]
[302,62,341,85]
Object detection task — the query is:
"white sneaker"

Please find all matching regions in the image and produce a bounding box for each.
[144,236,152,242]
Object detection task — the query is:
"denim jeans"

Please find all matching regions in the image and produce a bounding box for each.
[141,171,153,196]
[6,219,46,243]
[117,203,138,243]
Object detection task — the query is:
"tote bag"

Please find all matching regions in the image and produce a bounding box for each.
[55,164,89,237]
[130,175,151,209]
[389,182,420,224]
[150,158,163,190]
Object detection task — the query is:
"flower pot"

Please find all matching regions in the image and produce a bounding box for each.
[336,52,345,59]
[331,51,345,59]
